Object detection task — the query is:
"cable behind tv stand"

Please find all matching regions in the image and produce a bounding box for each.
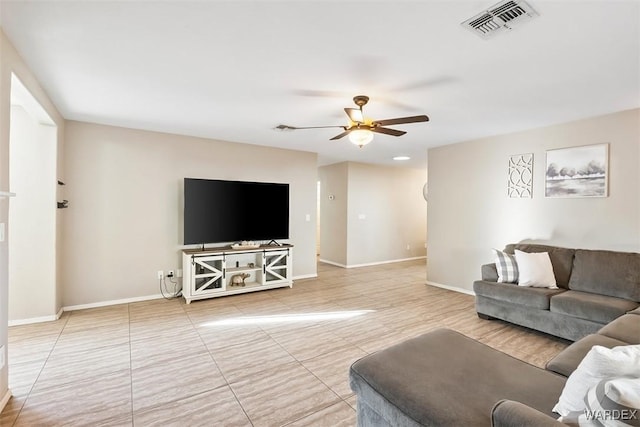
[181,244,293,304]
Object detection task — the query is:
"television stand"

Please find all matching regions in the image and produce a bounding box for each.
[181,244,293,303]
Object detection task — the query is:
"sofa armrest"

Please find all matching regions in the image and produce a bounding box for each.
[491,400,563,427]
[482,263,499,282]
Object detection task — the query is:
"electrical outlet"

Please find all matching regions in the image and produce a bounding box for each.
[176,269,183,278]
[406,244,411,250]
[157,270,163,279]
[167,270,174,278]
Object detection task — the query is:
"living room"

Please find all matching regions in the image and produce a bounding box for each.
[0,1,639,426]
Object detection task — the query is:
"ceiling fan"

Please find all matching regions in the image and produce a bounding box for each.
[276,95,429,148]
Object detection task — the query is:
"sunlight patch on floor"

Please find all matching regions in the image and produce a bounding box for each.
[201,310,375,327]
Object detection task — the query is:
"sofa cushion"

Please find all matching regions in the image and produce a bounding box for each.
[568,249,640,302]
[349,329,566,426]
[598,314,640,344]
[550,291,638,324]
[505,244,575,289]
[628,306,640,315]
[491,400,565,427]
[546,334,629,377]
[474,280,566,310]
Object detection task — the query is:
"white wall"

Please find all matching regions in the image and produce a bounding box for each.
[0,29,65,408]
[427,109,640,293]
[346,162,427,266]
[319,161,427,267]
[8,105,57,321]
[62,121,318,307]
[318,162,348,265]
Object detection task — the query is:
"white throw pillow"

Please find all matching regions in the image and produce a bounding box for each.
[559,377,640,425]
[492,249,519,283]
[553,345,640,416]
[584,377,640,423]
[514,250,558,288]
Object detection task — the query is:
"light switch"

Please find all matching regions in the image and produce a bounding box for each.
[305,214,311,222]
[0,223,4,242]
[0,345,4,369]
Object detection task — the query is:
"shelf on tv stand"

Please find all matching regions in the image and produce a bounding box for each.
[226,266,262,274]
[181,244,293,303]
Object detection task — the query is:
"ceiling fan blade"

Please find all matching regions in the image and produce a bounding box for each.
[275,124,344,131]
[374,115,430,126]
[330,130,351,140]
[371,127,406,137]
[344,108,364,123]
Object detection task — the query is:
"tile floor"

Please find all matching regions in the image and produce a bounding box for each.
[1,260,569,426]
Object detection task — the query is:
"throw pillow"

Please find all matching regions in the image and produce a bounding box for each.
[553,345,640,416]
[514,250,558,288]
[559,377,640,426]
[584,377,640,425]
[493,249,519,283]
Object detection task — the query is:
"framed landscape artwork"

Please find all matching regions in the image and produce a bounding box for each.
[545,143,609,198]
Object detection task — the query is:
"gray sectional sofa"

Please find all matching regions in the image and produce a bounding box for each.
[474,244,640,341]
[349,244,640,426]
[349,309,640,426]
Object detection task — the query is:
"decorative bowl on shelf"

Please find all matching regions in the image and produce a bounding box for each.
[231,241,261,249]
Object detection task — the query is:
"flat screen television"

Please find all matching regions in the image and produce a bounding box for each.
[183,178,289,245]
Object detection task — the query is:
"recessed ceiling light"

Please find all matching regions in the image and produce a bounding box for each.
[393,156,411,161]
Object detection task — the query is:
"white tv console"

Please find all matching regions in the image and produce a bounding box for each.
[181,244,293,304]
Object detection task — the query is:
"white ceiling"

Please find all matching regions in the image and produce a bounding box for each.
[1,1,638,168]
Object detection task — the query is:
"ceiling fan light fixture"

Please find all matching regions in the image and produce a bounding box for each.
[349,129,374,147]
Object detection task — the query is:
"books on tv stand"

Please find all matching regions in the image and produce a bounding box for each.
[181,244,293,304]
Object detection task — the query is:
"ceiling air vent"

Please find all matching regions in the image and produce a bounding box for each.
[462,0,538,39]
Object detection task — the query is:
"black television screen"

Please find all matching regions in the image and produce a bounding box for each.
[183,178,289,245]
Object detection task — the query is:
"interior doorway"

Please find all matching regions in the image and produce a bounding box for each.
[8,73,58,324]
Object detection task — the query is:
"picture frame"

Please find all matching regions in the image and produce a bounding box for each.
[545,143,609,198]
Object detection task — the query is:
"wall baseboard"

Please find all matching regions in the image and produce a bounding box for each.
[293,273,318,280]
[11,276,324,322]
[346,256,426,269]
[10,270,454,326]
[8,307,63,326]
[426,280,476,296]
[319,256,426,269]
[64,275,322,311]
[63,293,166,312]
[0,389,12,413]
[318,259,346,268]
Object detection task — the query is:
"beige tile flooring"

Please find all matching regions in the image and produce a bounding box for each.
[1,260,569,426]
